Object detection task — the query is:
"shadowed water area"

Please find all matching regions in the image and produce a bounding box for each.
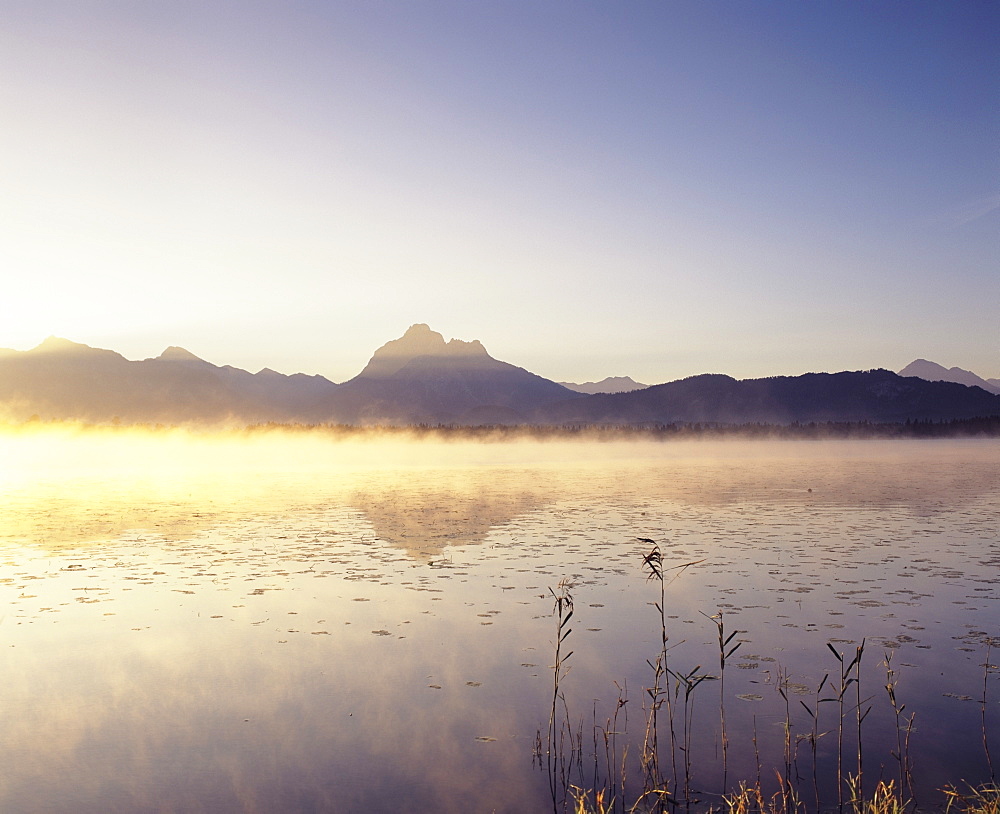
[0,433,997,812]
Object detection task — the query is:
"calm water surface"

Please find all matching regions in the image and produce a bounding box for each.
[0,433,997,812]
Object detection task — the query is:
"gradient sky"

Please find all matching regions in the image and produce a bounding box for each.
[2,1,997,385]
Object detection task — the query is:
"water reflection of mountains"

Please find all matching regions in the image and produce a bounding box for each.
[0,468,557,555]
[2,446,997,552]
[348,472,548,557]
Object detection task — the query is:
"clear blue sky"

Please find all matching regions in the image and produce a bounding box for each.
[2,1,997,384]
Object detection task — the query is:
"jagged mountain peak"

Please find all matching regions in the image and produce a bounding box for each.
[396,323,445,350]
[356,324,490,380]
[157,346,205,363]
[445,337,487,356]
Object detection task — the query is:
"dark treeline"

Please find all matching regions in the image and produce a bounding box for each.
[238,414,1000,441]
[6,415,1000,439]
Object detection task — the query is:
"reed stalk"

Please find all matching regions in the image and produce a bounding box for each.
[883,651,914,799]
[548,547,996,814]
[705,610,743,792]
[639,539,676,796]
[796,672,829,810]
[854,640,872,800]
[827,641,857,807]
[666,662,712,801]
[601,681,629,811]
[639,538,704,801]
[983,641,996,782]
[776,666,795,806]
[549,579,575,812]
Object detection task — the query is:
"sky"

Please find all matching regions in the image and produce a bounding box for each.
[1,1,997,385]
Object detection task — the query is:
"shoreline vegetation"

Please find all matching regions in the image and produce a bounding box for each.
[2,415,1000,439]
[546,543,999,814]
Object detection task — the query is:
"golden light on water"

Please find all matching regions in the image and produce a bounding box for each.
[1,426,996,552]
[0,429,998,810]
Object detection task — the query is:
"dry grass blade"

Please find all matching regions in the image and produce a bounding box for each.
[944,784,1000,814]
[847,778,908,814]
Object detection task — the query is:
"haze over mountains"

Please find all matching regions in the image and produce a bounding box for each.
[1,325,998,427]
[559,376,648,394]
[898,359,1000,395]
[0,336,339,425]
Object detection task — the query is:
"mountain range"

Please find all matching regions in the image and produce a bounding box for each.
[898,359,1000,395]
[559,376,648,394]
[1,325,998,427]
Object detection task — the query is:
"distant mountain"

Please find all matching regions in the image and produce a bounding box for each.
[0,337,339,424]
[559,376,648,394]
[898,359,1000,395]
[317,324,580,424]
[535,370,1000,425]
[0,327,580,426]
[3,332,998,428]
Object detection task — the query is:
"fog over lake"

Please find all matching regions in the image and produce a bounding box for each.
[0,432,997,812]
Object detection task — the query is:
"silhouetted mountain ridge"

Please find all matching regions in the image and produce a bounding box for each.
[1,331,998,426]
[535,369,1000,425]
[559,376,648,394]
[323,324,579,424]
[898,359,1000,395]
[356,323,490,379]
[0,337,340,423]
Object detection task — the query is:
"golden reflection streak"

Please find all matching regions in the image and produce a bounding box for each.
[0,426,997,553]
[0,428,997,810]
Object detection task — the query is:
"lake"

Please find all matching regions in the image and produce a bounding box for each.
[0,431,997,813]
